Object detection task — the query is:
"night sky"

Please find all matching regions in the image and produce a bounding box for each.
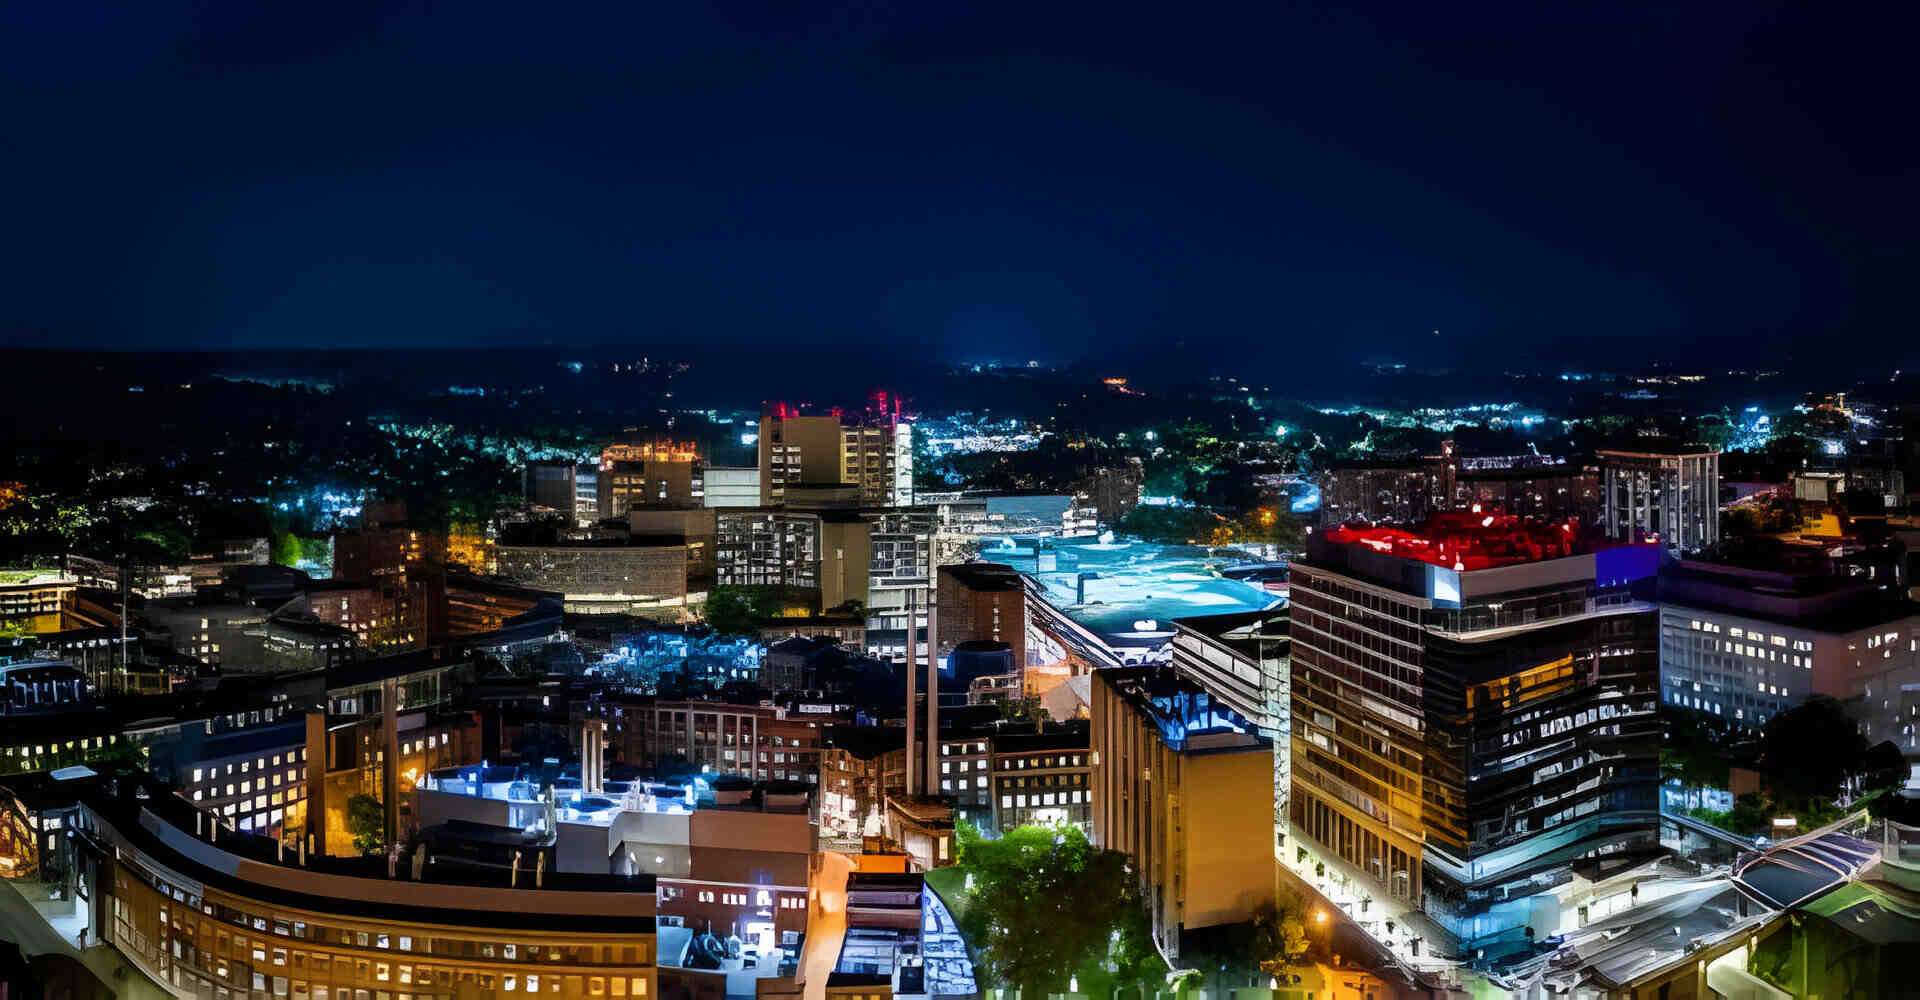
[3,2,1912,372]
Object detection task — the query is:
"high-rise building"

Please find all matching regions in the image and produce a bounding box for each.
[573,464,601,525]
[758,401,913,507]
[863,506,935,657]
[1288,513,1663,948]
[715,507,822,593]
[597,441,704,518]
[714,486,939,655]
[1089,665,1275,960]
[1598,444,1720,555]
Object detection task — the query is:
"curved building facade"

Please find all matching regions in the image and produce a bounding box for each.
[4,767,657,1000]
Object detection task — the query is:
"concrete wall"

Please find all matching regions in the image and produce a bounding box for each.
[1181,748,1278,930]
[415,786,513,828]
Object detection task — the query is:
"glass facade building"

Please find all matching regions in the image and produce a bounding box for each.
[1288,516,1662,953]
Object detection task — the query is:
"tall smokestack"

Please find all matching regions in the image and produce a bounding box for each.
[582,719,605,796]
[926,594,940,795]
[382,677,400,853]
[905,590,919,797]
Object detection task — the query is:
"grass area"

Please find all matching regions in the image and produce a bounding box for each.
[0,568,57,583]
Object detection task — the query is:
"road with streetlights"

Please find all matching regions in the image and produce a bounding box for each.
[1273,851,1442,995]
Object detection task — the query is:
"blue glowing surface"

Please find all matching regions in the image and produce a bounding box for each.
[990,536,1281,645]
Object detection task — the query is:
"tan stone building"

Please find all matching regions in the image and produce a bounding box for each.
[1089,665,1275,959]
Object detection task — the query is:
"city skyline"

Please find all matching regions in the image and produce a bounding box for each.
[3,5,1918,998]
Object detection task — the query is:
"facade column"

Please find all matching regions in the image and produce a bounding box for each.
[382,677,400,852]
[926,596,940,795]
[905,590,919,797]
[304,708,328,855]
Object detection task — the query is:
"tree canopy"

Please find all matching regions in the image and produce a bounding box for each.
[953,823,1164,997]
[1760,696,1867,809]
[701,584,814,636]
[701,585,766,636]
[1660,705,1729,809]
[345,793,386,855]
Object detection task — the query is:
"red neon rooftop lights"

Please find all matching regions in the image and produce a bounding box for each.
[1326,508,1582,570]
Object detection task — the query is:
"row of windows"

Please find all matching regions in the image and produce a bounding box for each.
[1685,618,1817,652]
[194,770,301,798]
[193,751,308,784]
[1001,791,1088,808]
[999,754,1085,770]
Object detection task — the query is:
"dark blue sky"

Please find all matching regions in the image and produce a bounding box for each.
[3,2,1912,372]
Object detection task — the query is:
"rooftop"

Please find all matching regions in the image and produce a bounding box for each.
[990,720,1090,754]
[1321,510,1589,571]
[939,562,1024,592]
[993,535,1280,649]
[1659,560,1919,633]
[1095,665,1265,752]
[4,763,659,932]
[1171,609,1289,660]
[420,760,811,828]
[1596,442,1719,458]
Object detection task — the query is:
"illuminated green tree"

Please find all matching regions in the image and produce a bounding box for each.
[954,822,1165,998]
[702,585,762,636]
[271,532,304,567]
[346,794,385,855]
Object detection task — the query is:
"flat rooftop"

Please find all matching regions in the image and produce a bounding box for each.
[421,762,812,828]
[1096,665,1265,752]
[1320,511,1591,571]
[994,536,1280,648]
[5,764,659,932]
[939,561,1024,592]
[1596,442,1719,458]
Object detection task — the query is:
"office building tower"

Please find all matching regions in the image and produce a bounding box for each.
[1289,513,1662,948]
[1598,444,1720,555]
[574,464,601,525]
[864,506,936,657]
[758,401,913,508]
[713,486,939,655]
[1658,559,1920,741]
